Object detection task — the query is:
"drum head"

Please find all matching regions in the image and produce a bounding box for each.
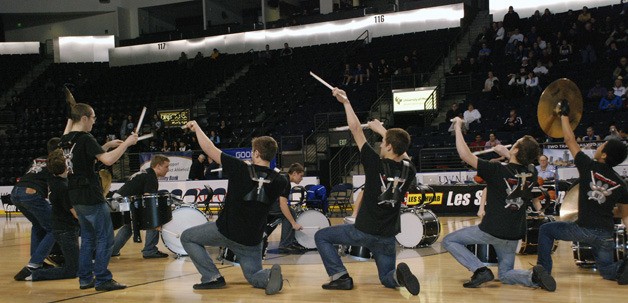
[295,210,330,249]
[396,211,424,248]
[161,207,208,255]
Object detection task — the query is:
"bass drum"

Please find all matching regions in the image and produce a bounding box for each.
[396,208,440,248]
[573,224,626,267]
[517,216,559,254]
[161,206,208,256]
[295,209,330,249]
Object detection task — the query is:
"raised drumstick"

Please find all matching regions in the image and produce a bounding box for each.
[473,144,513,156]
[135,106,147,134]
[310,71,334,90]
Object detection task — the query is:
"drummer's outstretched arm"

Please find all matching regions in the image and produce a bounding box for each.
[333,88,366,150]
[558,102,581,157]
[184,121,222,165]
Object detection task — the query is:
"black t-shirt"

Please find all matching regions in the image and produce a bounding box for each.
[477,159,535,240]
[15,156,52,198]
[188,160,205,180]
[269,173,291,215]
[60,131,106,206]
[49,176,79,230]
[574,152,628,231]
[355,144,416,237]
[216,153,289,246]
[117,168,159,197]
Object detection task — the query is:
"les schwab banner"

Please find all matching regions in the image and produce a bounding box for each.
[405,184,485,213]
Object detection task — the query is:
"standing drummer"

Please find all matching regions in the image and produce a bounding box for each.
[536,101,628,285]
[314,88,420,295]
[443,117,556,291]
[111,155,170,258]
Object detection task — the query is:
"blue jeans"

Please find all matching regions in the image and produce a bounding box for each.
[11,186,55,266]
[442,225,535,287]
[74,203,114,287]
[112,224,161,256]
[314,224,398,288]
[180,222,272,288]
[537,221,618,280]
[31,227,80,281]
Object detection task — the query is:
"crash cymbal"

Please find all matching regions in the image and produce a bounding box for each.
[63,85,77,107]
[537,78,583,138]
[558,183,579,222]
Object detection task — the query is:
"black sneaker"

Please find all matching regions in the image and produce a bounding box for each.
[616,258,628,285]
[532,265,556,291]
[322,275,353,290]
[193,276,226,289]
[79,280,95,289]
[143,251,169,259]
[396,262,420,295]
[111,252,121,257]
[265,264,283,295]
[463,267,494,288]
[95,279,127,291]
[14,267,32,281]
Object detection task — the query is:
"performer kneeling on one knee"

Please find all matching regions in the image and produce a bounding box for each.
[314,88,421,296]
[536,101,628,285]
[111,155,171,259]
[180,121,287,295]
[443,117,556,291]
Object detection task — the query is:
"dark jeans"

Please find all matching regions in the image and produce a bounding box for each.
[11,186,55,266]
[31,227,80,281]
[74,203,114,287]
[112,224,161,256]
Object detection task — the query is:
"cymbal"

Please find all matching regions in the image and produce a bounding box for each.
[558,183,578,222]
[537,78,583,138]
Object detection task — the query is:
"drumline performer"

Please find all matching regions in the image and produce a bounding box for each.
[268,163,307,254]
[442,116,556,291]
[314,88,421,295]
[110,155,171,259]
[536,101,628,285]
[180,121,286,295]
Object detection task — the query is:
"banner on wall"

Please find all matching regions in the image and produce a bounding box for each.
[139,151,192,181]
[222,148,277,169]
[408,184,485,214]
[542,141,628,168]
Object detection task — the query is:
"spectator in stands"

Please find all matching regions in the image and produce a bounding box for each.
[342,64,353,86]
[148,141,159,152]
[353,63,366,85]
[399,55,412,75]
[577,6,592,25]
[366,62,375,81]
[503,109,523,131]
[105,115,117,140]
[533,61,549,76]
[209,130,221,146]
[612,77,626,99]
[378,58,391,80]
[469,134,486,152]
[503,6,520,32]
[536,155,556,181]
[558,40,573,62]
[448,57,466,76]
[259,44,273,65]
[578,22,598,64]
[587,80,607,102]
[463,103,481,130]
[171,141,179,152]
[482,71,499,96]
[485,133,502,150]
[508,28,524,45]
[520,57,531,71]
[530,11,542,28]
[578,126,602,142]
[513,42,527,62]
[478,43,491,64]
[188,154,206,180]
[179,141,189,152]
[539,9,553,36]
[468,57,479,75]
[613,57,628,80]
[527,26,539,47]
[507,67,526,97]
[604,124,622,141]
[204,156,220,180]
[280,43,293,59]
[446,103,462,121]
[210,49,220,60]
[218,120,232,139]
[495,21,505,48]
[178,52,188,66]
[151,114,164,140]
[161,139,171,152]
[599,89,623,111]
[120,115,134,139]
[525,72,541,96]
[606,41,620,65]
[194,52,204,65]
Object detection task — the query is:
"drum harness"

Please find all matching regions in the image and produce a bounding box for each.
[378,159,411,207]
[243,162,279,205]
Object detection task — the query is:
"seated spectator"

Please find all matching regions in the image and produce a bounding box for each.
[577,6,591,24]
[467,57,479,75]
[478,43,492,64]
[606,41,620,65]
[178,141,189,151]
[178,52,188,66]
[259,44,273,65]
[503,109,523,131]
[399,55,412,74]
[484,133,502,149]
[612,77,626,99]
[507,68,526,97]
[204,157,221,180]
[468,134,486,152]
[448,57,466,76]
[445,103,462,121]
[508,28,524,45]
[586,80,607,102]
[210,48,220,60]
[188,154,206,180]
[353,63,366,85]
[482,71,499,93]
[579,22,598,64]
[578,126,602,142]
[495,21,505,43]
[558,40,572,62]
[604,124,622,140]
[536,36,547,50]
[613,57,628,80]
[525,72,541,96]
[366,62,376,81]
[536,155,556,181]
[599,89,623,111]
[209,130,221,146]
[520,57,531,71]
[342,64,353,86]
[533,61,549,76]
[463,103,481,130]
[280,43,293,58]
[377,58,391,80]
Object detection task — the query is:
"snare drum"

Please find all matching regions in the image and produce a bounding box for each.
[573,224,626,267]
[295,209,330,249]
[160,206,208,256]
[107,196,132,230]
[132,194,173,230]
[467,244,498,265]
[396,208,440,248]
[517,216,559,255]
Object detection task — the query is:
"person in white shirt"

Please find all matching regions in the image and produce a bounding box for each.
[482,71,498,92]
[612,77,626,98]
[495,22,505,42]
[533,61,549,75]
[536,155,556,181]
[525,72,540,96]
[508,28,524,44]
[463,103,481,130]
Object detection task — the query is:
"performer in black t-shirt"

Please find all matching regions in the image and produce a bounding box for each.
[11,138,60,277]
[59,103,137,291]
[267,163,306,254]
[537,101,628,284]
[180,121,286,295]
[443,117,556,291]
[111,155,170,258]
[15,147,81,281]
[314,88,420,296]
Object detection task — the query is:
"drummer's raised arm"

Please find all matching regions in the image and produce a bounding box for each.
[184,120,222,165]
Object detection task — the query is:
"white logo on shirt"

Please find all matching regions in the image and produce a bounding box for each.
[26,159,47,174]
[587,171,621,204]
